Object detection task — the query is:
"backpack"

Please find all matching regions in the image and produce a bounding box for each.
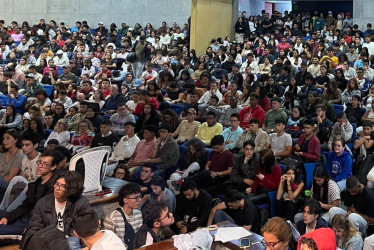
[116,208,136,250]
[257,207,269,230]
[24,226,69,250]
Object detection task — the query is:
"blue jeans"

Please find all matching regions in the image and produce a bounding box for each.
[0,176,28,212]
[0,177,9,190]
[67,235,81,250]
[132,61,146,79]
[336,179,347,192]
[328,207,368,236]
[0,210,29,236]
[214,210,235,224]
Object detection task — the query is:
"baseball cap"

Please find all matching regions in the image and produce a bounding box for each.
[328,11,332,14]
[26,73,35,78]
[186,108,196,114]
[56,50,63,55]
[98,22,103,25]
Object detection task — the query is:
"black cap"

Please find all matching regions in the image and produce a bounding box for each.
[159,123,173,132]
[124,121,136,127]
[144,125,158,134]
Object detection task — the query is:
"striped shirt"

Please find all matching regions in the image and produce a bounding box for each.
[104,208,143,245]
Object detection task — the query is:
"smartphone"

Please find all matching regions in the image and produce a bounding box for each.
[240,238,250,248]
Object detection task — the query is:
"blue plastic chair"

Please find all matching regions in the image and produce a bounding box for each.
[256,191,278,217]
[333,104,344,116]
[57,67,63,76]
[0,95,10,107]
[279,164,286,174]
[304,163,316,190]
[42,85,53,97]
[44,129,53,137]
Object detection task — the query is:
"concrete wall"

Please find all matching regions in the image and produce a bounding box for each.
[353,0,372,30]
[239,0,291,17]
[0,0,191,29]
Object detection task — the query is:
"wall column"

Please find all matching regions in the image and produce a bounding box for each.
[190,0,235,56]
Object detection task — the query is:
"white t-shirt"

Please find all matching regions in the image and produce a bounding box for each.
[91,230,126,250]
[55,199,66,232]
[268,132,292,154]
[20,153,41,182]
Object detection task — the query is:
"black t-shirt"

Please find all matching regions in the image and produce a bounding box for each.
[300,137,310,153]
[133,179,152,194]
[0,81,8,94]
[262,19,273,33]
[344,186,374,218]
[315,75,330,87]
[225,197,259,233]
[41,75,58,85]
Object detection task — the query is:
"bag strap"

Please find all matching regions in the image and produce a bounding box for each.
[116,207,129,224]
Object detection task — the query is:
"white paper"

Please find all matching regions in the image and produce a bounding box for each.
[214,227,252,243]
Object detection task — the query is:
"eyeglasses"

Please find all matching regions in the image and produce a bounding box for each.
[54,182,66,190]
[262,239,281,249]
[126,195,141,201]
[158,211,171,221]
[115,171,126,176]
[37,160,52,168]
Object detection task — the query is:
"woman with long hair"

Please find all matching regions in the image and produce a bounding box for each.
[219,74,230,94]
[282,91,299,115]
[23,118,45,143]
[297,166,340,223]
[135,103,161,138]
[158,71,174,90]
[326,139,353,192]
[146,176,176,213]
[168,138,207,193]
[246,149,282,204]
[331,214,363,249]
[112,164,131,181]
[0,129,23,189]
[162,109,180,133]
[322,79,342,104]
[276,165,304,222]
[262,217,294,250]
[238,83,252,107]
[342,78,361,104]
[284,76,301,97]
[285,105,305,139]
[89,90,105,110]
[335,68,348,92]
[0,105,23,132]
[147,82,162,97]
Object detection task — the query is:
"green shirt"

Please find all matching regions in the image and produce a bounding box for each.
[263,108,288,130]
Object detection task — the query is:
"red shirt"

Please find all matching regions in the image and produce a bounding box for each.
[209,150,234,172]
[251,165,282,192]
[239,105,265,128]
[133,97,160,115]
[277,42,290,51]
[100,88,111,98]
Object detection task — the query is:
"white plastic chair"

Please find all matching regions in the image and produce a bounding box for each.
[69,146,112,193]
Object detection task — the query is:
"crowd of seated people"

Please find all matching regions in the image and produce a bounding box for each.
[0,7,374,249]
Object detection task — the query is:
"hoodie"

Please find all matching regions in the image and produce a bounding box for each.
[326,150,353,182]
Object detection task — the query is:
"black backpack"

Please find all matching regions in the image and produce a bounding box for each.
[24,225,69,250]
[116,208,136,250]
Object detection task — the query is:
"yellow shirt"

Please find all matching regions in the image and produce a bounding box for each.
[195,122,223,145]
